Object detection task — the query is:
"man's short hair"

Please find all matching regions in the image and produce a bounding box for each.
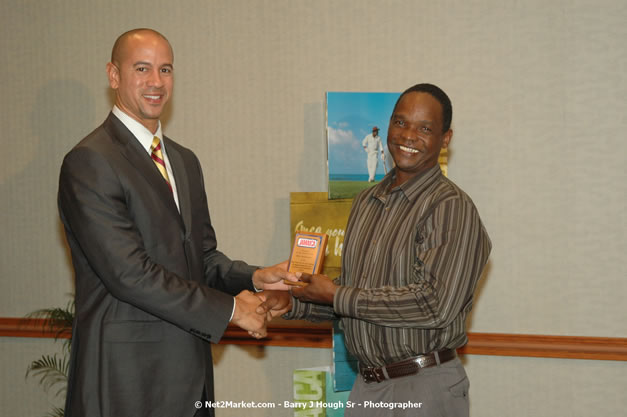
[111,28,172,65]
[392,83,453,133]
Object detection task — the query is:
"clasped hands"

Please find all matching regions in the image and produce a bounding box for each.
[231,261,298,339]
[233,270,339,339]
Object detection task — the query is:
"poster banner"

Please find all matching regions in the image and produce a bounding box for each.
[332,321,358,392]
[327,92,400,200]
[292,367,351,417]
[290,192,352,277]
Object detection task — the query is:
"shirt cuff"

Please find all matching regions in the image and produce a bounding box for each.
[282,297,307,320]
[230,297,236,321]
[251,267,263,292]
[333,286,362,318]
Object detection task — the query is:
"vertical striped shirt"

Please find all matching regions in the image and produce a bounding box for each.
[287,164,491,367]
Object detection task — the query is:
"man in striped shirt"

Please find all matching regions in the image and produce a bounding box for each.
[262,83,491,416]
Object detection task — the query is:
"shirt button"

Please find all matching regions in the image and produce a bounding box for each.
[385,206,390,211]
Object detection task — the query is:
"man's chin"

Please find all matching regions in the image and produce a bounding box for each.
[140,109,165,121]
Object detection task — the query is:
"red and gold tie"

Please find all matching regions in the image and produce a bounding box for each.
[149,136,172,192]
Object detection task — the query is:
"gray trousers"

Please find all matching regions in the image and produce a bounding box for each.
[345,357,469,417]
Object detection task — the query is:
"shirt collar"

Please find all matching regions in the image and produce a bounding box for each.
[112,105,163,153]
[372,164,443,203]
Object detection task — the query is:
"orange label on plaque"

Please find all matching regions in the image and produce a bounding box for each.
[287,232,328,275]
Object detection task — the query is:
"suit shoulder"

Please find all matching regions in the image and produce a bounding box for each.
[163,137,202,170]
[61,122,123,173]
[67,123,114,155]
[163,136,197,158]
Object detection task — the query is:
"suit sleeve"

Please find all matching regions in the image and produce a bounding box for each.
[58,146,236,343]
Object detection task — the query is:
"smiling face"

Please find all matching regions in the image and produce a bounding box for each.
[106,30,173,133]
[387,92,452,186]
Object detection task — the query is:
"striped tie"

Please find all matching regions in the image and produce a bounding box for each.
[149,136,172,192]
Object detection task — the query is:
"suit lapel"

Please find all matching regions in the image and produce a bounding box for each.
[103,114,184,229]
[165,138,192,237]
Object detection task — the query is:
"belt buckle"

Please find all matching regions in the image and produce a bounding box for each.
[416,355,431,368]
[362,367,382,383]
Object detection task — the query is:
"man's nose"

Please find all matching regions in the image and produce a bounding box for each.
[400,127,418,141]
[147,69,164,87]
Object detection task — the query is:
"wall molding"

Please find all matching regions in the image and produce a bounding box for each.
[2,317,626,361]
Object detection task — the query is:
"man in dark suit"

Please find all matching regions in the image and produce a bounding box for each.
[58,28,294,417]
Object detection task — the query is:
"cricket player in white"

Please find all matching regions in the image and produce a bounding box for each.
[362,126,385,182]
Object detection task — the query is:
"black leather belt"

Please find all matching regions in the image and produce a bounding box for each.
[359,349,457,384]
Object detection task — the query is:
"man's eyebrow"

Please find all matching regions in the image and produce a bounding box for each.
[392,114,434,125]
[131,61,173,69]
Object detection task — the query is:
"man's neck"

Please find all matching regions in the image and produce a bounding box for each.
[114,104,159,134]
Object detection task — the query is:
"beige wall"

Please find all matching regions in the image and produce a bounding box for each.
[1,0,626,416]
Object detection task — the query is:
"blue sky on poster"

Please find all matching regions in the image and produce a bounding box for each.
[327,92,400,176]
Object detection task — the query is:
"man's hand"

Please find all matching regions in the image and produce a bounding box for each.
[252,260,299,291]
[231,290,267,339]
[291,273,338,305]
[256,290,293,319]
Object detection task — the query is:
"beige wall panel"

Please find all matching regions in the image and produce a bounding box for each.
[2,0,626,334]
[1,1,626,416]
[464,354,627,417]
[0,338,67,416]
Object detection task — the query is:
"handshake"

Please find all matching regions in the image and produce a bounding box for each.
[231,289,294,339]
[230,260,297,339]
[230,261,339,339]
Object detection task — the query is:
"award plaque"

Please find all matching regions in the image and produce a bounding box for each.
[285,232,328,286]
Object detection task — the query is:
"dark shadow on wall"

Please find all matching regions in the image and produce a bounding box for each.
[0,79,97,293]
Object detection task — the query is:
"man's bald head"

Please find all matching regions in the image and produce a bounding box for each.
[110,28,173,67]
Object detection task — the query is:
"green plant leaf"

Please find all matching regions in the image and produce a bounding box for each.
[26,298,75,342]
[26,353,69,397]
[25,296,74,416]
[43,406,65,417]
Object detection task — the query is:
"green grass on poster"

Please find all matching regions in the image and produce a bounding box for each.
[329,180,378,200]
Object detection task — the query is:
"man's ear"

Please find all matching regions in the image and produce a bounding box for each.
[442,129,453,149]
[106,62,119,90]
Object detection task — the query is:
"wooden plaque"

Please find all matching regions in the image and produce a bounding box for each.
[285,232,328,286]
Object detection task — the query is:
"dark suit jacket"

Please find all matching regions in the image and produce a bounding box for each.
[58,113,256,417]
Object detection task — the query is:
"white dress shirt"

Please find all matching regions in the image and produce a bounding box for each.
[112,106,180,211]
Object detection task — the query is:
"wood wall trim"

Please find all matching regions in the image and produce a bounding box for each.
[2,318,626,361]
[0,317,72,339]
[459,332,627,361]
